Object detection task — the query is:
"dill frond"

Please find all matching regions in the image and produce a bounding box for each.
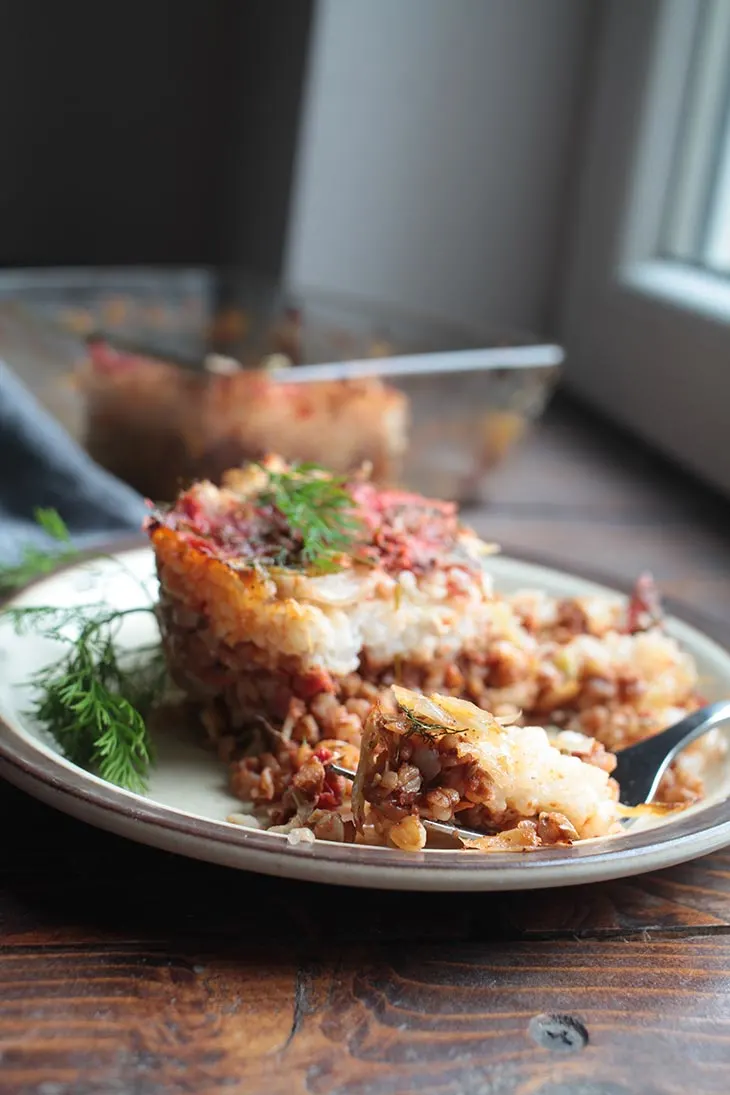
[1,511,165,793]
[10,604,161,793]
[259,462,362,572]
[397,707,460,743]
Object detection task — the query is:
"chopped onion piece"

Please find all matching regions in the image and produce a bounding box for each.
[435,694,504,735]
[392,686,457,729]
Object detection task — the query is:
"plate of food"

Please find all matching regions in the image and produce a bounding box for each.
[1,459,730,890]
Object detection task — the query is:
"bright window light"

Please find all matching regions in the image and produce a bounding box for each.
[662,0,730,276]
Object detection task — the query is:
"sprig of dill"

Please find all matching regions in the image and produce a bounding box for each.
[6,603,163,793]
[260,462,363,572]
[398,707,458,743]
[0,508,78,595]
[1,509,164,792]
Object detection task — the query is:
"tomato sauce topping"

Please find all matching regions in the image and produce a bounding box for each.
[149,471,478,578]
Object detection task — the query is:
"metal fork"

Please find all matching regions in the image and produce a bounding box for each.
[611,699,730,806]
[328,700,730,841]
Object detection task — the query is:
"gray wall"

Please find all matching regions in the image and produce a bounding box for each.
[0,0,312,272]
[285,0,595,336]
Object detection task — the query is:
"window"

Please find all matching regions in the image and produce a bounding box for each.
[562,0,730,495]
[662,0,730,275]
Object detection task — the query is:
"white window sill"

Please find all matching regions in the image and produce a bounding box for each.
[620,259,730,326]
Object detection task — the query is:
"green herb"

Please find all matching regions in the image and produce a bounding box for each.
[398,707,458,743]
[2,510,163,793]
[0,508,78,595]
[260,462,362,572]
[6,603,162,793]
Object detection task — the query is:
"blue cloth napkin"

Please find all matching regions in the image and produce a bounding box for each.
[0,361,146,563]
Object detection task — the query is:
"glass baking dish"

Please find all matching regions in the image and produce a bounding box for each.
[0,267,562,503]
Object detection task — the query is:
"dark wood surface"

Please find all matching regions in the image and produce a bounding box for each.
[4,396,730,1095]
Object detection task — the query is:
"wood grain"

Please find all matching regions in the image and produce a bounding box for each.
[2,937,730,1094]
[4,394,730,1093]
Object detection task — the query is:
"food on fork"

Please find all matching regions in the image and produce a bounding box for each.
[351,686,622,851]
[146,456,707,841]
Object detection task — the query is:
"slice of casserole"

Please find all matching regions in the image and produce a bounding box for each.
[147,457,503,750]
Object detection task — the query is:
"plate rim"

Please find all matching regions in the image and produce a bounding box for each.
[2,537,730,890]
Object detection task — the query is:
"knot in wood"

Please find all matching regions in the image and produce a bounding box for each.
[528,1012,589,1053]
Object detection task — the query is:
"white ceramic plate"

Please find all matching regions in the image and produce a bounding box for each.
[2,544,730,891]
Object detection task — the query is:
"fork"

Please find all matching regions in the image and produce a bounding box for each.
[328,700,730,842]
[611,699,730,806]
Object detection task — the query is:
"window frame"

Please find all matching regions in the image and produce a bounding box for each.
[561,0,730,496]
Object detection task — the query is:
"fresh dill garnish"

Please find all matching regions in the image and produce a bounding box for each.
[0,508,78,595]
[259,462,362,573]
[6,603,162,793]
[1,510,164,792]
[397,706,458,742]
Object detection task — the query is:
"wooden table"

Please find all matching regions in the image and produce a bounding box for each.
[3,395,730,1095]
